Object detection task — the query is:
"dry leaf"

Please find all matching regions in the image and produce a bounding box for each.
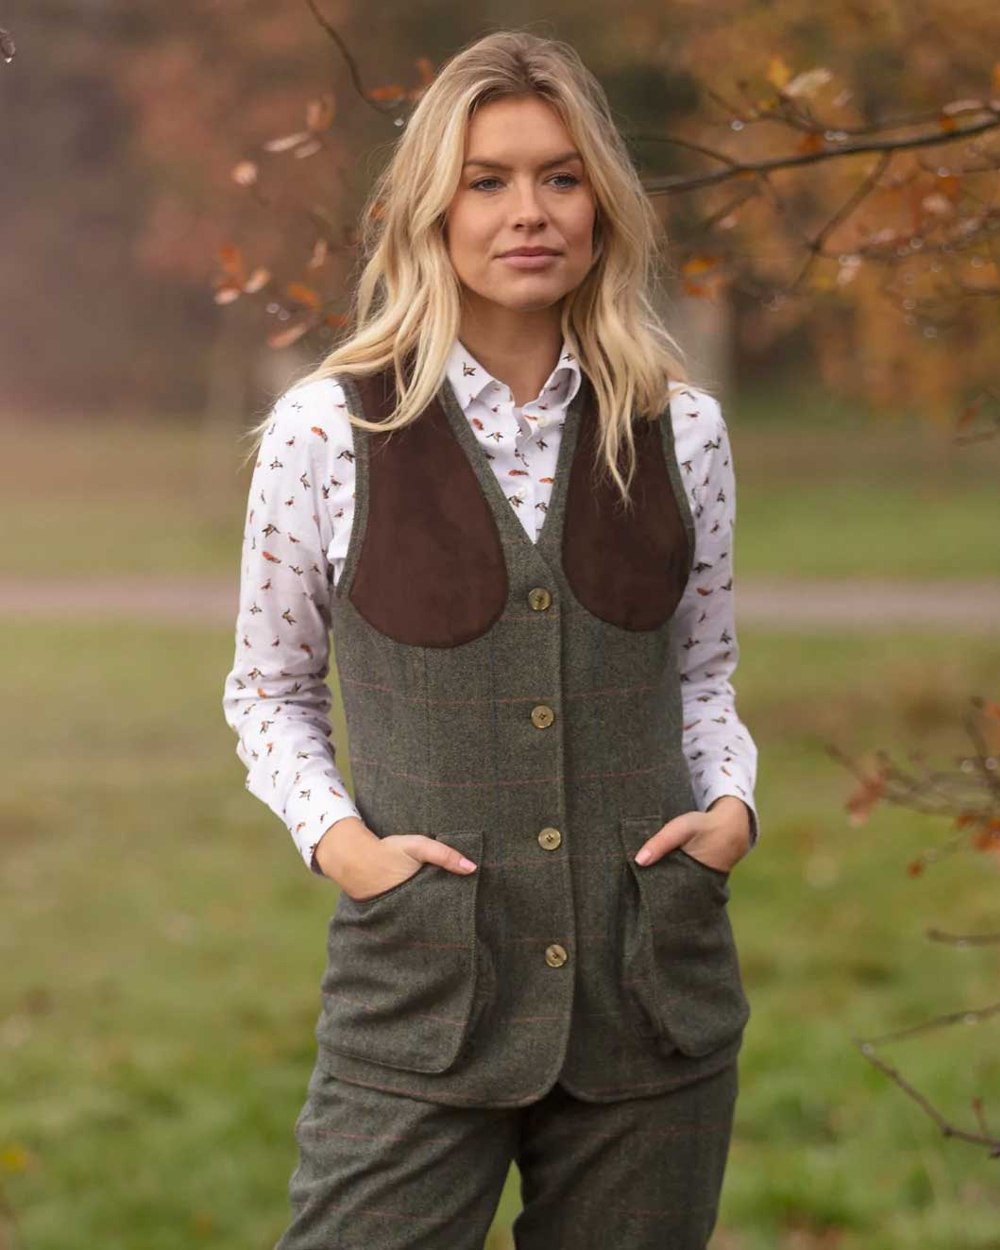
[243,267,270,294]
[268,318,316,349]
[367,83,407,103]
[231,160,258,187]
[306,94,336,131]
[766,55,793,91]
[263,132,312,154]
[784,68,833,99]
[285,282,321,310]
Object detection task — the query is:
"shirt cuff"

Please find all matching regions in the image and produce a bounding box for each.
[285,788,364,876]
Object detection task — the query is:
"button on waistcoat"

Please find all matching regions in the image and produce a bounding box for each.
[314,362,750,1107]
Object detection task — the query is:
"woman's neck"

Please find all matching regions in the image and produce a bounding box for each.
[457,306,565,409]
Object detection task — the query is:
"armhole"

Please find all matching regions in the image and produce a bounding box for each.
[330,373,369,603]
[660,389,697,583]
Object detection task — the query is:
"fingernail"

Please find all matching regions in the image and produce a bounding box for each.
[634,848,651,865]
[459,856,477,871]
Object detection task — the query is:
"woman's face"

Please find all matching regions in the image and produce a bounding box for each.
[443,94,597,318]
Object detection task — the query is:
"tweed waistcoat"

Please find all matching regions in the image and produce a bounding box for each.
[313,361,750,1108]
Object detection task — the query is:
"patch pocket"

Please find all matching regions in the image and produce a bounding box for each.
[618,816,750,1058]
[318,830,489,1074]
[675,846,732,881]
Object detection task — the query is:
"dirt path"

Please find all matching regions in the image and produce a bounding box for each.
[1,575,999,632]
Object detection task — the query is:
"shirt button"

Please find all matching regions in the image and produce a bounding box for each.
[531,704,555,729]
[545,943,569,968]
[527,587,552,611]
[537,827,562,851]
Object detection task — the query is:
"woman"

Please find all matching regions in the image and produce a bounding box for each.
[223,28,759,1250]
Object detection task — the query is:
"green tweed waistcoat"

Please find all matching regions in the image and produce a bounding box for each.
[313,360,750,1108]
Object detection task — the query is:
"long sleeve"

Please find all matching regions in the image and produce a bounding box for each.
[221,380,362,874]
[670,386,760,849]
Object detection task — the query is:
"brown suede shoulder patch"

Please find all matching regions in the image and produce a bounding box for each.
[563,397,691,631]
[347,368,509,648]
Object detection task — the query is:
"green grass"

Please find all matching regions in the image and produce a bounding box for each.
[2,385,998,578]
[729,384,1000,581]
[2,620,999,1248]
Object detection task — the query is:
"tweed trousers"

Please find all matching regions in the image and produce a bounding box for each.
[274,1048,740,1250]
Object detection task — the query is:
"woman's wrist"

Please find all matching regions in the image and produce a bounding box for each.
[312,816,377,881]
[707,795,753,856]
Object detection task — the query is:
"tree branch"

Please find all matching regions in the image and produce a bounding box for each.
[302,0,397,117]
[853,1034,1000,1156]
[640,108,1000,195]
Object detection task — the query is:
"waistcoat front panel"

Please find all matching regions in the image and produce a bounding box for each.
[315,362,750,1107]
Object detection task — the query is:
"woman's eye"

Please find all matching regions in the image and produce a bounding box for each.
[470,174,580,191]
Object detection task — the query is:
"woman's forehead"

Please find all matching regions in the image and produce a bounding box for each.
[465,108,582,173]
[465,95,572,149]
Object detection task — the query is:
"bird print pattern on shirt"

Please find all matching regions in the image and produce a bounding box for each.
[222,336,759,873]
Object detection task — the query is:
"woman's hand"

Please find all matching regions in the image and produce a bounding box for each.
[313,817,478,901]
[633,796,753,874]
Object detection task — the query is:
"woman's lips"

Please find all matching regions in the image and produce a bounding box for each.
[499,253,560,269]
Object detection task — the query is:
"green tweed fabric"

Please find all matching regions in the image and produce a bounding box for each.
[313,370,751,1107]
[275,1048,739,1249]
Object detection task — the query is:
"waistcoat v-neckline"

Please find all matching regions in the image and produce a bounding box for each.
[436,368,589,579]
[339,360,695,643]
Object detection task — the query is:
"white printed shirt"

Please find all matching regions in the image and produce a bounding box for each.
[222,336,760,874]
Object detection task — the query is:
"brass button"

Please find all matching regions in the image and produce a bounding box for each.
[537,827,562,851]
[528,587,552,611]
[545,943,569,968]
[531,704,555,729]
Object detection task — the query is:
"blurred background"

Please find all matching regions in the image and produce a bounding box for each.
[2,2,999,1248]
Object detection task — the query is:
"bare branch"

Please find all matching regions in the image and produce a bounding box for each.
[788,150,893,292]
[302,0,397,117]
[853,1036,1000,1156]
[857,998,1000,1049]
[964,705,1000,804]
[641,108,1000,196]
[924,926,1000,946]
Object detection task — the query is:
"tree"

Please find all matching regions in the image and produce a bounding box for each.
[216,2,1000,434]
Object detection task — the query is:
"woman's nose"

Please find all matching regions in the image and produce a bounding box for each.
[510,181,547,225]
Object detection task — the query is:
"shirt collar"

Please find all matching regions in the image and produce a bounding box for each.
[444,336,582,422]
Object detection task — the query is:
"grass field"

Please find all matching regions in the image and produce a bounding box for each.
[3,381,997,1244]
[2,618,999,1249]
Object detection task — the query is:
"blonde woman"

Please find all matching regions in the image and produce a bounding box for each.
[223,28,759,1250]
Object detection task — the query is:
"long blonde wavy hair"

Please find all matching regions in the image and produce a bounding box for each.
[245,28,694,506]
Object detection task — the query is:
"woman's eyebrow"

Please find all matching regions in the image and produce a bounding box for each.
[462,150,583,171]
